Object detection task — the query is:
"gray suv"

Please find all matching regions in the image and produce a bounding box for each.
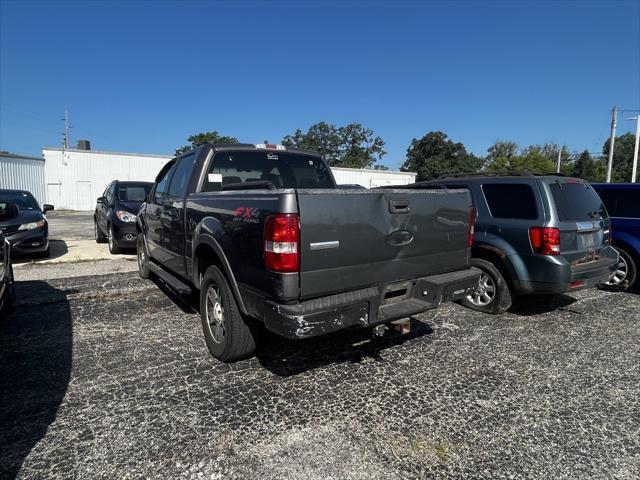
[411,173,619,313]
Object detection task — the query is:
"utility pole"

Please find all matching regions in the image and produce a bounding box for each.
[606,106,618,183]
[61,109,70,149]
[556,149,562,173]
[630,115,639,183]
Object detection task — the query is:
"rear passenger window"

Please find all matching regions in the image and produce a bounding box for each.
[599,189,640,218]
[168,155,196,197]
[482,184,538,219]
[549,182,607,221]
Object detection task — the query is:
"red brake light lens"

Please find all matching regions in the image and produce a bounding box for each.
[264,214,299,272]
[468,206,475,247]
[529,227,560,255]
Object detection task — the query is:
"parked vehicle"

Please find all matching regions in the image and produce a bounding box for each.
[137,143,480,362]
[591,183,640,291]
[410,173,619,314]
[0,189,54,257]
[0,202,17,319]
[94,181,153,254]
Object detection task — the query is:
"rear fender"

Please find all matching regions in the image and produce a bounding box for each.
[192,217,247,315]
[473,235,529,286]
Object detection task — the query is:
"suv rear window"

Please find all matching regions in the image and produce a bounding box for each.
[482,184,538,219]
[202,151,334,191]
[549,182,607,221]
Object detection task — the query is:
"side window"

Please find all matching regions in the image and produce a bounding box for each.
[105,184,115,205]
[482,183,538,220]
[611,189,640,218]
[153,162,176,204]
[167,155,196,197]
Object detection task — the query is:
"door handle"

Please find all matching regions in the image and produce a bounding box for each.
[389,198,410,214]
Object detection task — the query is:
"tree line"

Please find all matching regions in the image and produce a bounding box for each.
[176,124,637,182]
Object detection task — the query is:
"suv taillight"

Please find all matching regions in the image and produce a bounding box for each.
[529,227,560,255]
[468,206,475,247]
[264,214,299,272]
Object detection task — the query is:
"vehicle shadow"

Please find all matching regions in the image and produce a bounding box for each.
[256,318,433,377]
[12,239,69,264]
[0,281,73,479]
[509,293,578,316]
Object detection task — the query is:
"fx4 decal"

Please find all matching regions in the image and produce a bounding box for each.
[233,207,260,224]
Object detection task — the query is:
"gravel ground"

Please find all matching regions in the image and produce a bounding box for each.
[1,267,639,479]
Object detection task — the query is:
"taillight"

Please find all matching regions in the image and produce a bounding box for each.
[529,227,560,255]
[264,214,299,272]
[468,206,475,247]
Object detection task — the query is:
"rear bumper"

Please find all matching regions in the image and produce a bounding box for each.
[263,267,481,339]
[513,246,619,294]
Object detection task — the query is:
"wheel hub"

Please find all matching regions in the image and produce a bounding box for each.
[206,286,225,343]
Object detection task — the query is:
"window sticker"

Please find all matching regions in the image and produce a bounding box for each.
[208,173,223,183]
[267,153,278,160]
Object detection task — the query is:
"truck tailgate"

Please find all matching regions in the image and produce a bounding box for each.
[297,189,471,299]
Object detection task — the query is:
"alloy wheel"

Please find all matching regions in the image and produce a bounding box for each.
[205,284,225,343]
[467,273,496,306]
[606,255,628,285]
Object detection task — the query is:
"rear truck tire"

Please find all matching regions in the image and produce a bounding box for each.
[95,220,106,243]
[460,258,512,314]
[605,247,637,292]
[137,234,151,279]
[107,224,121,254]
[200,266,256,362]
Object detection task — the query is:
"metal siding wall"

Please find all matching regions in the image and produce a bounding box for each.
[0,155,47,206]
[330,167,416,188]
[43,149,171,210]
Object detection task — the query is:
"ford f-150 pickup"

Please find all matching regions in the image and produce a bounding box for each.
[137,143,481,361]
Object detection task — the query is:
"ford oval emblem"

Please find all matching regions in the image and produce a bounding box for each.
[387,230,414,247]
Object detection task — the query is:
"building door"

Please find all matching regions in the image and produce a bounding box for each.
[47,183,62,208]
[75,181,92,210]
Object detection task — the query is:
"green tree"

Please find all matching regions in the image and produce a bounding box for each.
[282,122,386,168]
[401,131,483,181]
[603,133,636,182]
[485,141,555,173]
[571,150,597,181]
[176,131,239,155]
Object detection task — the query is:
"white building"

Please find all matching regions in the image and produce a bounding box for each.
[0,152,47,206]
[40,147,416,210]
[43,147,172,210]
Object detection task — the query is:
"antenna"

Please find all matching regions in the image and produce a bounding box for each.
[61,109,71,149]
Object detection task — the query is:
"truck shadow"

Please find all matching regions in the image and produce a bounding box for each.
[509,294,578,316]
[256,318,433,377]
[0,281,73,479]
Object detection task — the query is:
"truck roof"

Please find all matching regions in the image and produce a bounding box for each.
[185,143,322,158]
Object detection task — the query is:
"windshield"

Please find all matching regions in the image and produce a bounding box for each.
[0,190,39,210]
[548,182,607,221]
[202,151,335,191]
[117,184,152,203]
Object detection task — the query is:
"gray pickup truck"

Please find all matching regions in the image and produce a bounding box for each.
[137,143,480,361]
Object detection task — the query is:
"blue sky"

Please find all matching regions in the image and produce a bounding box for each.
[1,0,638,168]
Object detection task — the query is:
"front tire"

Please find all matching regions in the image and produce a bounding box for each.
[200,266,256,362]
[0,263,16,319]
[606,247,637,291]
[137,234,151,279]
[95,220,106,243]
[460,258,512,314]
[107,224,121,254]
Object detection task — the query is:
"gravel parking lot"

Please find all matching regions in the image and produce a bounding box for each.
[1,261,639,479]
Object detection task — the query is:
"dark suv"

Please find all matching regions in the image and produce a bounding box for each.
[591,183,640,291]
[94,181,152,254]
[412,174,619,313]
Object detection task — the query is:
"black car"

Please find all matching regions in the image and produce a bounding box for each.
[0,189,54,257]
[411,173,619,313]
[94,181,153,254]
[0,202,17,319]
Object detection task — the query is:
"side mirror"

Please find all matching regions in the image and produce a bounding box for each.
[97,196,107,205]
[0,202,19,221]
[43,204,55,214]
